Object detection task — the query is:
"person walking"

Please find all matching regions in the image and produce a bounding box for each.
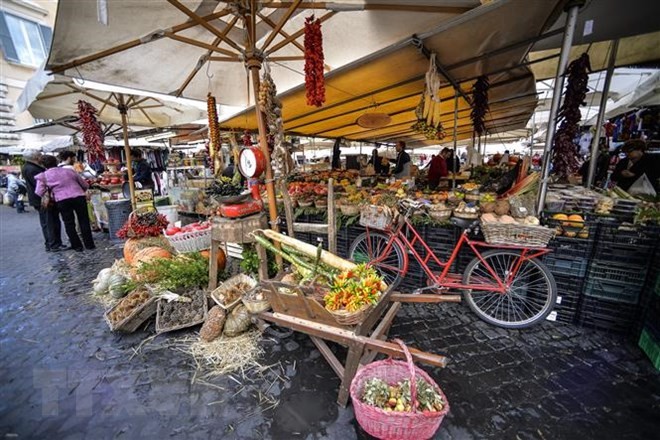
[21,151,65,252]
[35,156,95,252]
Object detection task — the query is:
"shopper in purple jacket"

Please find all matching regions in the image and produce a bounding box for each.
[35,156,95,252]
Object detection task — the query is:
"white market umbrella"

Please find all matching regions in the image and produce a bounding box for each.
[16,69,205,208]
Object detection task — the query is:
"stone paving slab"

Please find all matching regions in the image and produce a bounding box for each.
[0,207,658,439]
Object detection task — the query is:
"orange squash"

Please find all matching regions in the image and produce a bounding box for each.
[132,246,173,267]
[200,248,227,272]
[123,237,172,265]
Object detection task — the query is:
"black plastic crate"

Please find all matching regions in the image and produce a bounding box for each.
[584,275,645,305]
[597,222,658,247]
[543,254,589,278]
[546,236,595,259]
[399,258,425,292]
[577,296,640,335]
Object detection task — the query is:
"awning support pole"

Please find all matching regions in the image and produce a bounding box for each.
[452,90,459,189]
[118,93,137,210]
[586,39,619,188]
[536,0,584,216]
[247,56,282,264]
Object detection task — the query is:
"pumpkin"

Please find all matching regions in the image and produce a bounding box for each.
[92,268,114,295]
[200,248,227,272]
[124,237,172,265]
[108,273,130,299]
[132,247,173,267]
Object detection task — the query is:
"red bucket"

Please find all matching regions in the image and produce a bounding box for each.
[350,339,449,440]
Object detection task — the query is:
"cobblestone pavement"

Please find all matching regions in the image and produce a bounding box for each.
[1,207,658,439]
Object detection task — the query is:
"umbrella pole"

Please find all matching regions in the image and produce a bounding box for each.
[247,59,281,239]
[118,94,136,210]
[536,0,584,215]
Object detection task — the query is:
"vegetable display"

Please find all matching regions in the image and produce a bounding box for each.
[116,211,169,239]
[164,221,211,237]
[304,15,325,107]
[76,100,105,161]
[412,54,446,140]
[324,264,386,313]
[361,377,446,413]
[107,290,151,324]
[552,53,591,180]
[137,252,209,291]
[205,177,244,198]
[157,289,206,330]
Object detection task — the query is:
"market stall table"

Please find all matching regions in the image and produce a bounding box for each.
[256,282,448,407]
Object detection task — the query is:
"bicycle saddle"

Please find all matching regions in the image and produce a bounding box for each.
[451,217,480,230]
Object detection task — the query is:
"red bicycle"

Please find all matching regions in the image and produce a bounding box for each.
[349,200,557,328]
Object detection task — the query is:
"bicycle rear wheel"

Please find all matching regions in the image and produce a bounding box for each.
[462,249,556,329]
[349,231,406,290]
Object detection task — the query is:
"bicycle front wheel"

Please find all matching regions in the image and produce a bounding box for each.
[349,231,406,290]
[462,250,556,329]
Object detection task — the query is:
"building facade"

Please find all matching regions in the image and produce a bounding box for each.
[0,0,57,150]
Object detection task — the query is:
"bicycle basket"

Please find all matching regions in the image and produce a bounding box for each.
[360,205,396,230]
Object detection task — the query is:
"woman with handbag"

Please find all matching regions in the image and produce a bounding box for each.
[35,156,95,252]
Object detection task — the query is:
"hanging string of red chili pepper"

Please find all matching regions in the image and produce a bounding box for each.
[76,100,105,162]
[470,76,490,137]
[242,130,253,147]
[304,15,325,107]
[552,53,591,180]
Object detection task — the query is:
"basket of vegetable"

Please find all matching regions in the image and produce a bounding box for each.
[241,285,271,314]
[155,289,208,334]
[205,177,248,203]
[360,205,396,230]
[339,203,361,217]
[211,274,257,311]
[164,221,212,253]
[116,210,169,240]
[324,264,386,326]
[481,213,554,248]
[104,289,157,332]
[350,339,449,440]
[427,203,452,221]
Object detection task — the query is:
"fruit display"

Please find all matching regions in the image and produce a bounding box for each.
[164,221,211,237]
[361,377,446,413]
[107,290,151,324]
[549,213,589,238]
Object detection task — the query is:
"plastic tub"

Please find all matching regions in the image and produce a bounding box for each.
[156,205,179,226]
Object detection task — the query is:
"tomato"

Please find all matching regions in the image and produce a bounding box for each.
[165,227,181,236]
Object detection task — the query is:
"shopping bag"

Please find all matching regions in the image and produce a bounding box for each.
[627,174,656,197]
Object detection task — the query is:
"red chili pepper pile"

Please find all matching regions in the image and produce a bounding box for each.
[552,53,591,180]
[76,100,105,161]
[116,211,169,239]
[304,15,325,107]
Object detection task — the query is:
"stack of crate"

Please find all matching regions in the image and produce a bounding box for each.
[540,214,597,324]
[577,222,657,335]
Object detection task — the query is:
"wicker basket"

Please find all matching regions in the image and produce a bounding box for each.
[241,286,271,314]
[351,339,450,440]
[328,304,374,326]
[298,199,314,208]
[165,228,211,253]
[211,274,258,310]
[453,210,479,220]
[104,294,157,333]
[428,209,452,221]
[155,289,208,334]
[360,205,395,230]
[481,222,555,248]
[340,204,361,216]
[465,193,480,202]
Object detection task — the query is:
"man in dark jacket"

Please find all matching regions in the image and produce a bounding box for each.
[131,149,153,188]
[21,150,64,252]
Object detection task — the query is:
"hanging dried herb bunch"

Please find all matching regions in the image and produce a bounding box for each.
[304,15,325,107]
[552,53,591,180]
[76,100,104,161]
[470,76,490,136]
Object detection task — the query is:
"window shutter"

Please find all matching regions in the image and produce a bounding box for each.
[0,11,19,63]
[38,24,52,52]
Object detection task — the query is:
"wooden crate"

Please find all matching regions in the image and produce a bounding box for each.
[104,295,157,333]
[211,213,268,243]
